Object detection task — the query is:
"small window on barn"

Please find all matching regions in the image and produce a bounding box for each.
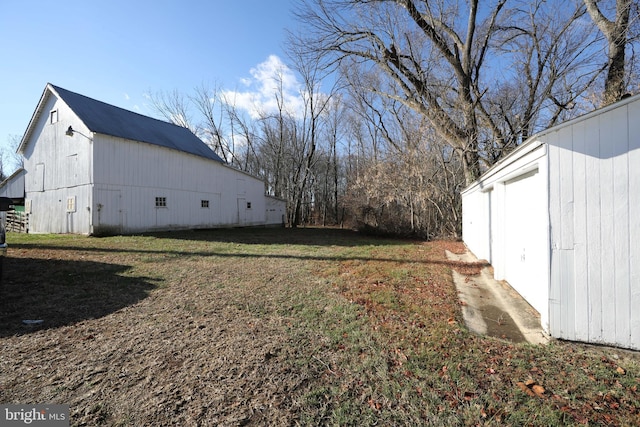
[50,110,58,124]
[66,196,76,213]
[246,202,252,209]
[201,200,209,208]
[155,197,167,208]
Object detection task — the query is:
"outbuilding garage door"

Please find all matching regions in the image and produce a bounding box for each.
[503,169,548,317]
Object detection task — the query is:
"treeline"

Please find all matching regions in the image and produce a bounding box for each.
[151,0,638,239]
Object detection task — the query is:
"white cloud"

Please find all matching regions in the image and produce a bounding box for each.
[223,55,305,120]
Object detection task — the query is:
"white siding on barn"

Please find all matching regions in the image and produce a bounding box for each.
[91,135,266,234]
[19,83,284,236]
[23,94,94,234]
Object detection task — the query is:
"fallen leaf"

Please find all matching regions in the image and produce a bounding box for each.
[395,348,408,364]
[463,391,476,401]
[616,366,625,375]
[517,382,535,397]
[367,398,381,411]
[532,385,545,397]
[516,380,546,398]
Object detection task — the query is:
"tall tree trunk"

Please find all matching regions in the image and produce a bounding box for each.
[462,148,481,186]
[584,0,632,105]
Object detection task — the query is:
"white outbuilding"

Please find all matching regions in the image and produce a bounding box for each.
[462,94,640,351]
[17,83,286,235]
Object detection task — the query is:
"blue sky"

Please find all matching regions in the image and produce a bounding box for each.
[0,0,298,171]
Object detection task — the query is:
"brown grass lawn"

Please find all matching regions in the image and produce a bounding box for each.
[0,228,638,426]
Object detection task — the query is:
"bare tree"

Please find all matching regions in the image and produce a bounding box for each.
[221,92,261,173]
[286,39,339,226]
[191,83,230,162]
[342,65,391,161]
[340,88,464,237]
[147,89,195,132]
[321,96,345,225]
[482,0,602,163]
[147,86,233,162]
[295,0,608,183]
[0,147,7,182]
[255,67,297,203]
[8,134,24,172]
[295,0,508,183]
[584,0,635,105]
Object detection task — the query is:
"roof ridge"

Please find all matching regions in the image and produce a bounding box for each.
[47,84,224,163]
[49,84,176,128]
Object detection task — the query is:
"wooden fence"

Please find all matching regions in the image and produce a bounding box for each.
[6,210,28,233]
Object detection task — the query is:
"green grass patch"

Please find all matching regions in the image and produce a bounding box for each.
[1,229,638,426]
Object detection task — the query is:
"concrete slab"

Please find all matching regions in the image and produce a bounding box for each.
[446,249,549,345]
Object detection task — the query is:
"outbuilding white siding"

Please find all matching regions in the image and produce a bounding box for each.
[463,94,640,350]
[543,100,640,349]
[0,169,26,200]
[462,141,551,331]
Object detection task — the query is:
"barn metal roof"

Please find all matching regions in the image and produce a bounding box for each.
[50,84,224,163]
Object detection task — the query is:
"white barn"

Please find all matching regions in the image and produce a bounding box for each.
[462,94,640,351]
[17,84,285,235]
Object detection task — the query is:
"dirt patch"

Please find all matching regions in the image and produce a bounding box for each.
[0,236,319,426]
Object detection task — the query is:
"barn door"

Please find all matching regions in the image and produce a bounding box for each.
[95,189,122,235]
[237,198,246,225]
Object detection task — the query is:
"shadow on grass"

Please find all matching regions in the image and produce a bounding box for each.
[0,256,157,337]
[7,228,482,271]
[6,243,486,271]
[141,226,411,247]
